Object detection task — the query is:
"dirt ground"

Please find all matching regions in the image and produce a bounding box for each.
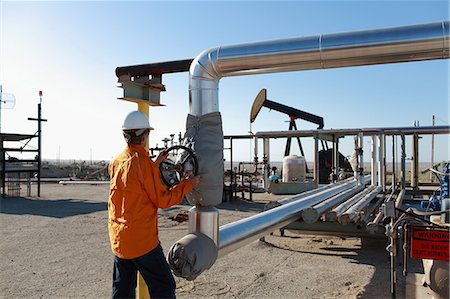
[0,183,415,298]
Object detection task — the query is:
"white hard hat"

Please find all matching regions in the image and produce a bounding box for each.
[122,111,154,130]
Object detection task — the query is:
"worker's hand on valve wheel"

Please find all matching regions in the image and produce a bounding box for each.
[188,175,201,188]
[154,149,169,166]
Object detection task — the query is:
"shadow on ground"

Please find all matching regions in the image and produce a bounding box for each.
[218,199,266,212]
[179,198,266,213]
[321,243,423,299]
[262,234,421,299]
[0,196,107,218]
[321,244,392,299]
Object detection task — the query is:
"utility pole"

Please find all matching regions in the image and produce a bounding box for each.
[28,91,47,197]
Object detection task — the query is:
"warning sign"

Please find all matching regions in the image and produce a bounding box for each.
[411,226,449,261]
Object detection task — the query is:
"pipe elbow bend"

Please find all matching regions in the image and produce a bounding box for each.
[190,47,222,82]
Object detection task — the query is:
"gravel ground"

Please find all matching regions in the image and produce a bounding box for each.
[0,183,409,298]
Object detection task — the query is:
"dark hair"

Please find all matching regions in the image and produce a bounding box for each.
[123,129,148,145]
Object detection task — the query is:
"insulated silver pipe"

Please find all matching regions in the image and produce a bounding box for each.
[301,184,365,224]
[338,186,383,225]
[395,189,406,209]
[326,186,376,222]
[218,180,356,257]
[190,21,449,116]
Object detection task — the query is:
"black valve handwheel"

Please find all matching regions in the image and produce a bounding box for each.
[159,145,198,188]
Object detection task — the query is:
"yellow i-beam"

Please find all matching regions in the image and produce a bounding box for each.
[137,101,150,299]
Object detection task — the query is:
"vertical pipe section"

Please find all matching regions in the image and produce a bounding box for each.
[188,206,219,245]
[392,136,396,188]
[1,139,5,198]
[411,133,419,189]
[371,136,378,186]
[314,135,319,188]
[378,134,386,192]
[263,138,270,189]
[358,133,364,185]
[254,137,258,162]
[353,136,360,182]
[401,134,406,190]
[37,103,41,197]
[230,138,233,198]
[332,135,339,182]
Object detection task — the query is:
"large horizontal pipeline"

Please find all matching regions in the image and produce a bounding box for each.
[116,21,450,82]
[193,21,449,80]
[218,180,357,257]
[190,21,449,116]
[255,126,450,139]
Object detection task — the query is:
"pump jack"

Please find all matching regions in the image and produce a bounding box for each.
[250,88,325,172]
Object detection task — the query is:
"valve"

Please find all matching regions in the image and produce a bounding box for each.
[159,145,198,188]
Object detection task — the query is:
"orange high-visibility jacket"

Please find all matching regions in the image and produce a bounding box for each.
[108,144,193,259]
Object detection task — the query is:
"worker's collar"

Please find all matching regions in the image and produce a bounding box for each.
[127,144,148,155]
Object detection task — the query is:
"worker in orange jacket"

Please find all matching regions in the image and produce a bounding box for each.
[108,111,200,299]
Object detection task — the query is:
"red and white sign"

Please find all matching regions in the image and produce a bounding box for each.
[411,226,449,261]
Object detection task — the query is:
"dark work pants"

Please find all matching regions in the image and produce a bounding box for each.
[112,244,176,299]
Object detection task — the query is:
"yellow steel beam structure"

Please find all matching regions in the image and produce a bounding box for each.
[137,101,150,299]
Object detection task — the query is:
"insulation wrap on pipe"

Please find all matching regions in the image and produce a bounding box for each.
[168,232,218,281]
[184,112,224,206]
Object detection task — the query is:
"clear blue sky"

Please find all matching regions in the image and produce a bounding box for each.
[1,1,449,164]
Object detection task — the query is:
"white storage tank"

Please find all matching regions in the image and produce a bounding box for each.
[282,155,306,182]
